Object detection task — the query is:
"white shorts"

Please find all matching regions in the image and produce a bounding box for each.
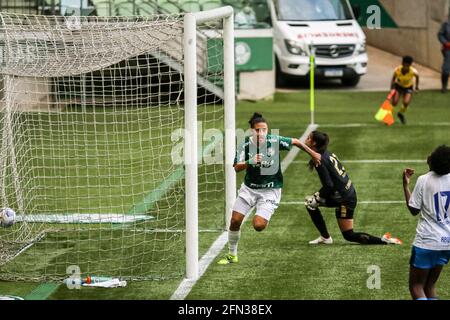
[232,183,282,221]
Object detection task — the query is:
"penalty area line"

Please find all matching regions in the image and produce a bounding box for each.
[281,200,405,205]
[319,122,450,128]
[292,159,426,164]
[170,123,319,300]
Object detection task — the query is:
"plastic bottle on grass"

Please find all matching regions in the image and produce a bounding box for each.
[84,276,113,284]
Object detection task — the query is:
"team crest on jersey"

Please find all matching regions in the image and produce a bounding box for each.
[267,147,275,157]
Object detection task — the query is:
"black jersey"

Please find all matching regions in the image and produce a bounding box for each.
[315,150,355,200]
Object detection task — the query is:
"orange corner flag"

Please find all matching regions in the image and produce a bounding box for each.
[375,89,396,126]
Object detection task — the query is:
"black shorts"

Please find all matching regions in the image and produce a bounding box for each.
[394,83,413,95]
[323,192,357,220]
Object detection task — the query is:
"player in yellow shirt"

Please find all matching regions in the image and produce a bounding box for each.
[391,56,420,124]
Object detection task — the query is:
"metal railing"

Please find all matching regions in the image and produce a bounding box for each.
[0,1,97,15]
[0,0,61,15]
[0,0,185,16]
[0,0,40,14]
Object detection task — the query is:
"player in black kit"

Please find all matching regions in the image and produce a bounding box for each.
[304,131,402,245]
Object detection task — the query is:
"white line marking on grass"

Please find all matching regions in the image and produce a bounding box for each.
[170,232,228,300]
[119,228,221,233]
[359,201,404,204]
[280,124,318,172]
[336,160,425,163]
[401,122,450,127]
[320,123,377,128]
[292,159,426,164]
[320,122,450,128]
[17,214,154,224]
[281,200,404,205]
[170,123,318,300]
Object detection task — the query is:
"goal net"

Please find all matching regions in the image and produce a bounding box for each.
[0,9,235,282]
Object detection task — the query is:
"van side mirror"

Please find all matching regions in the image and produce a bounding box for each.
[351,5,361,19]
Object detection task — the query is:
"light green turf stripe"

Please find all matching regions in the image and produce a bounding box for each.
[24,283,60,300]
[127,166,185,214]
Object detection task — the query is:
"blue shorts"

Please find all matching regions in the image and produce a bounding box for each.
[410,246,450,269]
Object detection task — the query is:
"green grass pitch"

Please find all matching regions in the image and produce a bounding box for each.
[0,90,449,299]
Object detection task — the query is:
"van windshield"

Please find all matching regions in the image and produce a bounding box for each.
[275,0,353,21]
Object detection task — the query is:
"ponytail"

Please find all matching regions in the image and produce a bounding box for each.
[308,131,329,170]
[248,112,267,128]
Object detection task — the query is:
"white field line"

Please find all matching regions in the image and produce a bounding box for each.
[170,123,318,300]
[319,123,377,128]
[17,214,154,224]
[117,228,221,233]
[281,200,404,205]
[319,122,450,128]
[292,159,426,164]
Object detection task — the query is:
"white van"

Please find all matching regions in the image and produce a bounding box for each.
[269,0,368,86]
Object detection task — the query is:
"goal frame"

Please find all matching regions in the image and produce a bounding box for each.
[184,7,236,280]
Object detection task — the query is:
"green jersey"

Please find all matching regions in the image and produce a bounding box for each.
[234,134,293,189]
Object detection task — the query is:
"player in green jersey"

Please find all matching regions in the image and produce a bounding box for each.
[218,112,321,264]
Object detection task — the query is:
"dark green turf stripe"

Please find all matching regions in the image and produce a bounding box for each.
[127,166,185,214]
[24,283,60,300]
[127,139,222,215]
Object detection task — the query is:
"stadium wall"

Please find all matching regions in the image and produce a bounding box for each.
[364,0,450,72]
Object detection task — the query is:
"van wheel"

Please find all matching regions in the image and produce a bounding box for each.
[275,59,287,87]
[341,75,360,87]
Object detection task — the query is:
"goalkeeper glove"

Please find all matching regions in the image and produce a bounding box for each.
[304,192,324,210]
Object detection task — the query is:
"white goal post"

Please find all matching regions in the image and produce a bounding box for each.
[184,7,236,280]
